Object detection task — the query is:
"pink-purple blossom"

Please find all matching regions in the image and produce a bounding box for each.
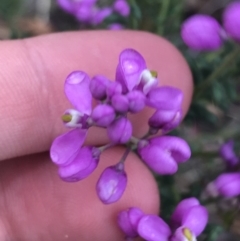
[96,162,127,204]
[181,14,223,51]
[223,2,240,42]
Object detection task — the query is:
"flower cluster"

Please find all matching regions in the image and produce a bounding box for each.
[50,48,191,204]
[181,1,240,51]
[118,197,208,241]
[206,140,240,198]
[57,0,130,27]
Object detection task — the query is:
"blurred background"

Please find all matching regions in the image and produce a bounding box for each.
[1,0,240,240]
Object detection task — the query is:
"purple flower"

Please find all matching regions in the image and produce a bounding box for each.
[223,2,240,42]
[50,71,92,166]
[75,3,94,23]
[116,49,158,94]
[126,90,146,113]
[181,14,223,51]
[117,207,144,238]
[137,215,171,241]
[91,104,116,127]
[146,86,183,110]
[219,140,238,167]
[113,0,130,17]
[149,109,182,133]
[107,117,133,144]
[111,94,129,113]
[96,162,127,204]
[108,23,124,30]
[138,136,191,175]
[58,146,100,182]
[170,198,208,237]
[106,81,122,99]
[90,75,111,100]
[206,173,240,198]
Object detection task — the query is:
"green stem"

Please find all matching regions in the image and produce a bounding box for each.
[119,148,131,163]
[194,47,240,99]
[157,0,171,35]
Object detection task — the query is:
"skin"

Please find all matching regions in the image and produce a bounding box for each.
[0,30,193,241]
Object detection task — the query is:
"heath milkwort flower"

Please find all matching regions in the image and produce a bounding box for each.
[223,1,240,42]
[170,198,208,241]
[138,136,191,175]
[96,162,127,204]
[219,140,239,167]
[181,14,223,51]
[57,0,130,26]
[206,173,240,198]
[147,86,183,133]
[50,47,189,204]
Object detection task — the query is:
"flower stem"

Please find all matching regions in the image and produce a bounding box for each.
[119,148,131,164]
[98,143,115,152]
[194,46,240,99]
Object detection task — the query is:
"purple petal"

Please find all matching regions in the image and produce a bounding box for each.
[138,144,178,175]
[116,49,147,93]
[90,75,111,100]
[209,173,240,198]
[113,0,130,17]
[111,94,129,113]
[128,207,144,230]
[75,3,93,22]
[106,81,122,99]
[182,206,208,236]
[223,2,240,42]
[118,209,139,238]
[64,71,92,115]
[50,129,87,166]
[108,23,124,30]
[107,117,132,144]
[91,104,116,127]
[219,140,238,167]
[58,146,100,182]
[181,14,223,51]
[137,215,171,241]
[150,136,191,164]
[126,90,146,113]
[96,163,127,204]
[170,197,200,231]
[57,0,74,13]
[146,86,183,110]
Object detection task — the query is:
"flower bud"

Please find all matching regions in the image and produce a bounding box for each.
[137,215,171,241]
[90,75,110,100]
[96,163,127,204]
[75,3,93,22]
[206,173,240,198]
[126,90,146,113]
[106,81,122,99]
[107,117,132,143]
[113,0,130,17]
[146,86,183,110]
[219,140,238,167]
[117,207,144,238]
[58,146,100,182]
[91,104,116,127]
[181,14,223,51]
[148,109,182,132]
[111,94,129,113]
[138,136,191,175]
[223,2,240,42]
